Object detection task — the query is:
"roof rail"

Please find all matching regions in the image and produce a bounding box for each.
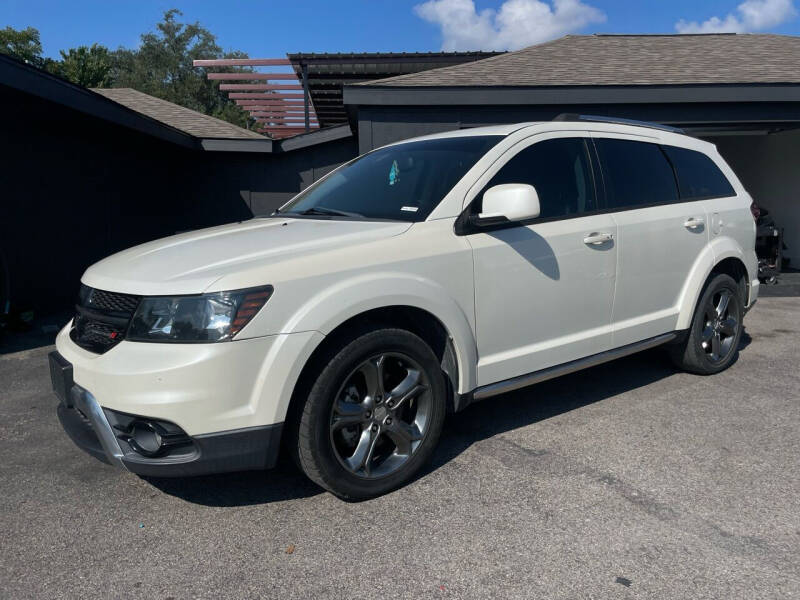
[552,113,685,134]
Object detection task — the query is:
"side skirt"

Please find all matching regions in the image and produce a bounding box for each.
[460,331,678,407]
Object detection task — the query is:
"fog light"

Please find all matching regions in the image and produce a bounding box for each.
[130,421,163,456]
[114,419,191,458]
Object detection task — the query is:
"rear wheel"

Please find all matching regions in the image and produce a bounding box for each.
[295,328,446,500]
[670,273,743,375]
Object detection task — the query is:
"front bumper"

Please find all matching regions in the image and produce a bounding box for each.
[747,277,760,311]
[54,322,323,435]
[50,351,283,476]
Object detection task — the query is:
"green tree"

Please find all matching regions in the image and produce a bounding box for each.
[0,26,45,66]
[112,9,253,128]
[56,44,114,88]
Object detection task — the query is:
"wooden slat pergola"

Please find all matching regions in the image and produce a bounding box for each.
[194,57,317,139]
[194,51,503,139]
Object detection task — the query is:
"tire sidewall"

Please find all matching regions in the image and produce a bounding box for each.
[687,273,743,374]
[300,328,446,499]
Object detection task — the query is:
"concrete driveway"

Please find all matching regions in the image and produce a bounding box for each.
[1,297,798,599]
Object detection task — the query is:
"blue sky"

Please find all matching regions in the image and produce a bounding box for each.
[3,0,800,58]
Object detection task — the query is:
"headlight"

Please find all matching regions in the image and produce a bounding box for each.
[127,286,273,343]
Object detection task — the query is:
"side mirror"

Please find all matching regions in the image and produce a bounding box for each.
[477,184,540,224]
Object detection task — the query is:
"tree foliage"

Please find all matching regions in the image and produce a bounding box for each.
[0,25,47,67]
[0,11,253,129]
[112,10,252,127]
[54,44,114,88]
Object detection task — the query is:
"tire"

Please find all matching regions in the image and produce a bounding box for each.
[670,273,744,375]
[295,327,447,500]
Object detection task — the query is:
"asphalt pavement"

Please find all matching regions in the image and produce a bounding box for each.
[1,297,798,599]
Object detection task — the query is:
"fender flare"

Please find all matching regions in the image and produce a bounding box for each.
[281,272,479,394]
[676,238,747,330]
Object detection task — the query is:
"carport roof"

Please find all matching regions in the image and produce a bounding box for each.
[356,34,800,87]
[286,51,503,126]
[92,88,265,139]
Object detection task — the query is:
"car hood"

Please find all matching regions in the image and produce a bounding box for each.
[82,218,412,296]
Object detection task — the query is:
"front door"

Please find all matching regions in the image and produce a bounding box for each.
[466,135,618,387]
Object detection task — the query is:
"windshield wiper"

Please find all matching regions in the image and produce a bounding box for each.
[296,206,365,219]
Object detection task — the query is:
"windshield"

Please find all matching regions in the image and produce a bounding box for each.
[278,135,502,222]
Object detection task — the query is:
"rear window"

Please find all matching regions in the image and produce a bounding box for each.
[595,138,679,209]
[662,145,736,200]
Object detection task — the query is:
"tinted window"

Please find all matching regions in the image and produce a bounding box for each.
[280,136,501,222]
[595,138,679,209]
[477,138,597,219]
[662,145,735,200]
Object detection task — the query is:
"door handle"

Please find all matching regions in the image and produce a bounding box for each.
[684,217,705,229]
[583,232,614,245]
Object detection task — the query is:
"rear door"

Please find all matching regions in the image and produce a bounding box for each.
[661,144,742,260]
[592,135,709,346]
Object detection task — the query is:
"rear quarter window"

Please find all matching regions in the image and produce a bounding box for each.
[661,145,736,200]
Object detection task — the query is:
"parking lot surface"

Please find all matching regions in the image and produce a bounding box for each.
[1,297,799,599]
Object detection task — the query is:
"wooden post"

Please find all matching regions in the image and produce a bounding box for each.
[302,62,310,133]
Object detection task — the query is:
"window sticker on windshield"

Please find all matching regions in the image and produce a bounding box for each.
[401,206,419,212]
[389,160,399,186]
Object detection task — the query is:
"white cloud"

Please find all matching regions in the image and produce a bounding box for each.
[676,0,796,33]
[414,0,606,51]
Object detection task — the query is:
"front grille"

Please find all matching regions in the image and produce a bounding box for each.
[86,288,140,314]
[70,286,140,354]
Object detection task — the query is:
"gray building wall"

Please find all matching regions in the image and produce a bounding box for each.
[1,84,356,315]
[710,130,800,264]
[2,85,207,314]
[205,136,358,217]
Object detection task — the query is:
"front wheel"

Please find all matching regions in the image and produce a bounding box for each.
[295,328,446,500]
[670,273,744,375]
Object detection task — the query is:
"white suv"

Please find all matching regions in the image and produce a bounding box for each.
[50,117,758,499]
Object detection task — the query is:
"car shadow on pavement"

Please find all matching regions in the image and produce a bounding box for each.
[424,347,681,477]
[145,333,751,506]
[142,458,324,507]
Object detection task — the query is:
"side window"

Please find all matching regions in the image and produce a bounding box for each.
[595,138,679,209]
[662,145,736,200]
[477,137,597,219]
